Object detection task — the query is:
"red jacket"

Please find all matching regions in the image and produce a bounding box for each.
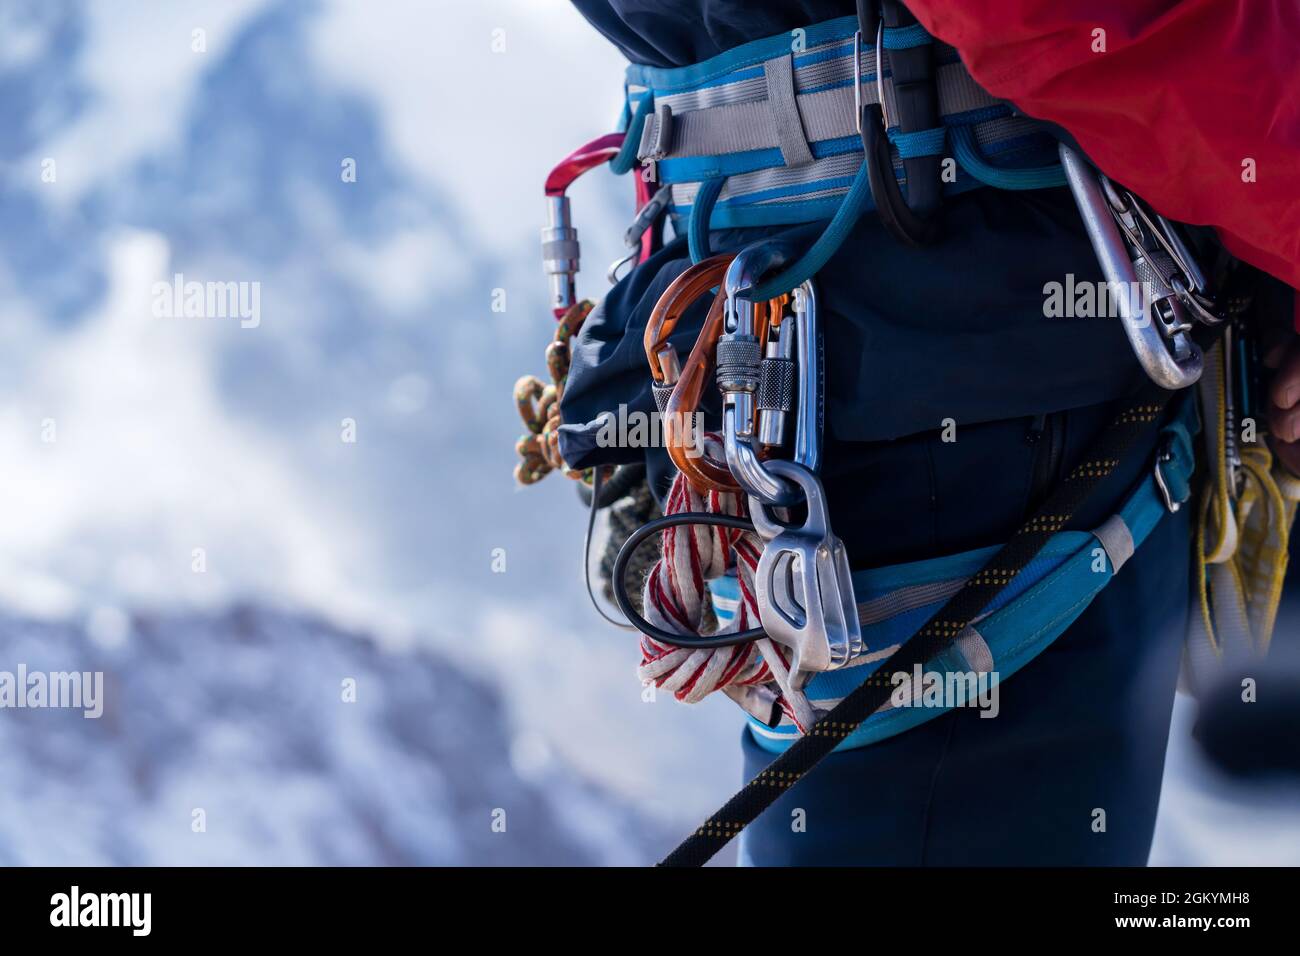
[908,0,1300,294]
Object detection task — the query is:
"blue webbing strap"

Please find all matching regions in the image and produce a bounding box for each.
[891,126,947,158]
[611,94,654,175]
[738,394,1200,753]
[949,125,1066,190]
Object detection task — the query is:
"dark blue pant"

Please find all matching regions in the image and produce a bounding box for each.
[739,401,1192,865]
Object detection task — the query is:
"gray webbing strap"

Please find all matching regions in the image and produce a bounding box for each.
[636,61,1000,165]
[857,577,967,627]
[667,150,866,209]
[764,55,814,168]
[1091,514,1136,574]
[954,626,995,673]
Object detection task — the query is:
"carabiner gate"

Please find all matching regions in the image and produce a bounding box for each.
[1060,143,1204,390]
[719,237,824,506]
[543,133,662,318]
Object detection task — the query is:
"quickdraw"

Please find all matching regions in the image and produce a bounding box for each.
[1060,143,1224,390]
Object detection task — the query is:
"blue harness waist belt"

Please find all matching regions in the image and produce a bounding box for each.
[619,15,1065,235]
[709,396,1200,753]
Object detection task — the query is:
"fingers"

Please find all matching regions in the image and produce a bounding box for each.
[1269,398,1300,443]
[1268,342,1300,411]
[1272,436,1300,478]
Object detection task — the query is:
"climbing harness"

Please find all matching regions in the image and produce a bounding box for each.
[623,8,1064,291]
[509,3,1283,869]
[610,10,1249,865]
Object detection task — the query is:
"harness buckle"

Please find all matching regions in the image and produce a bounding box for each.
[1153,436,1189,513]
[852,23,891,134]
[641,103,674,163]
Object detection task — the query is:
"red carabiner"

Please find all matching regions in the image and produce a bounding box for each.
[544,133,624,198]
[542,133,659,319]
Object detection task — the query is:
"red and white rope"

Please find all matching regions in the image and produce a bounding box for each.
[638,468,813,729]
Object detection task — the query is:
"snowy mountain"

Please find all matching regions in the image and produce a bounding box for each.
[0,604,672,865]
[0,0,742,864]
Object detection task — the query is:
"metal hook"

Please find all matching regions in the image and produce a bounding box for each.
[718,239,824,506]
[1060,143,1203,390]
[606,246,638,285]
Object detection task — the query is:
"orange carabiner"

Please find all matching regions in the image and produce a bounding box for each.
[666,293,787,493]
[643,256,737,493]
[644,254,735,387]
[645,258,794,494]
[664,288,736,493]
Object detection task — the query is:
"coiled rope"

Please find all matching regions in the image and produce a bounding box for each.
[514,300,595,484]
[637,469,801,723]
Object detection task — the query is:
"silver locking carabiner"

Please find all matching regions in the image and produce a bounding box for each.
[717,238,824,506]
[1060,143,1204,390]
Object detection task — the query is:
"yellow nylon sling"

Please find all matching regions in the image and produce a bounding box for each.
[1188,340,1300,687]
